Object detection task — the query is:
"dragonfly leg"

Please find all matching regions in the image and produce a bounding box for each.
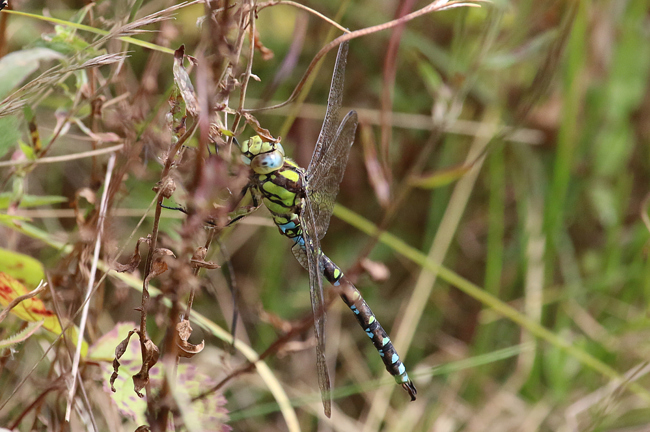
[227,186,263,227]
[320,254,417,400]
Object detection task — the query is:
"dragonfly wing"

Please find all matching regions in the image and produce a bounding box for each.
[307,41,349,176]
[291,192,332,418]
[307,110,358,239]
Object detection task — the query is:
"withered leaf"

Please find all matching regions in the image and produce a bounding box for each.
[110,329,138,392]
[190,259,220,270]
[152,176,176,199]
[145,261,168,285]
[114,237,150,273]
[176,319,205,358]
[172,45,200,117]
[132,338,160,398]
[242,112,277,143]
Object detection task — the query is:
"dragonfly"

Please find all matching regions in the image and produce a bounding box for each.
[231,41,416,417]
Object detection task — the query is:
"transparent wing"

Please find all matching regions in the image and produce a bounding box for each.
[307,110,358,239]
[307,41,349,176]
[291,192,332,418]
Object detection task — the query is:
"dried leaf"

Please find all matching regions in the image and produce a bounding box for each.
[172,45,199,116]
[145,261,168,285]
[152,176,176,199]
[176,319,205,358]
[132,338,160,397]
[190,259,220,270]
[242,112,277,143]
[114,237,150,273]
[110,329,137,392]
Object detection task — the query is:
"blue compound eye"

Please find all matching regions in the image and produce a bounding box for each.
[276,142,285,157]
[251,150,284,174]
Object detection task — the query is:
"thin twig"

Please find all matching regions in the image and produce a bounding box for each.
[65,153,116,423]
[0,281,46,324]
[0,144,124,167]
[256,1,351,34]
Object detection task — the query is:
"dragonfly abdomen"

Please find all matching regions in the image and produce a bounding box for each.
[320,254,417,399]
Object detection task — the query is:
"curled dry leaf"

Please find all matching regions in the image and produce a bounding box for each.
[145,261,168,285]
[192,247,207,261]
[143,248,175,283]
[153,176,176,199]
[114,237,150,273]
[153,247,176,260]
[132,338,160,397]
[110,329,138,392]
[176,318,205,358]
[190,259,220,270]
[190,246,220,269]
[172,45,200,117]
[242,112,278,143]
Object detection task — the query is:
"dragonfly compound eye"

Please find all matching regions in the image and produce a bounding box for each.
[251,150,284,174]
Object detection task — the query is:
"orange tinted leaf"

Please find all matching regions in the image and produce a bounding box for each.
[0,272,88,356]
[0,272,61,334]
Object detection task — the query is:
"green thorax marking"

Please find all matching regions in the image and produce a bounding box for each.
[252,160,306,239]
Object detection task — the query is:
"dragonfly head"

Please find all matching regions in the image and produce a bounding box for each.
[240,135,286,174]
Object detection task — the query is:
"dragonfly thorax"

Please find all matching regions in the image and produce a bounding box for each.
[240,135,286,175]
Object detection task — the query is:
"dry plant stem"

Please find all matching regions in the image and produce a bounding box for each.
[0,281,46,323]
[0,186,159,414]
[0,144,125,167]
[222,0,254,136]
[139,120,197,389]
[245,0,484,113]
[234,2,256,125]
[65,153,116,422]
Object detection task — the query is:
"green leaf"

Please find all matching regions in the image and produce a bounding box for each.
[0,115,21,159]
[88,323,230,429]
[0,321,44,349]
[0,247,45,288]
[0,47,63,100]
[0,192,67,209]
[17,141,36,161]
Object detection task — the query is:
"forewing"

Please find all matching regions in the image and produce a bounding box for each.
[291,192,332,417]
[307,41,349,176]
[308,110,358,239]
